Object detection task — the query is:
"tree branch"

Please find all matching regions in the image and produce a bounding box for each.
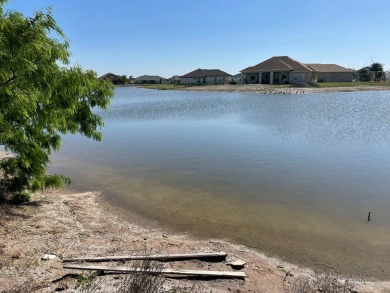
[1,70,17,87]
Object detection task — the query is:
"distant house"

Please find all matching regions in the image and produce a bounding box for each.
[99,73,121,85]
[232,74,242,84]
[135,75,167,84]
[305,64,355,83]
[168,75,181,85]
[241,56,354,84]
[180,69,232,85]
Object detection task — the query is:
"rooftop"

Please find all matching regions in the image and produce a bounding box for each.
[305,64,354,72]
[181,69,232,78]
[241,56,313,73]
[135,75,167,80]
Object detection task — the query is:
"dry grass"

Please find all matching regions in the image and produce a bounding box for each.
[117,259,165,293]
[284,272,359,293]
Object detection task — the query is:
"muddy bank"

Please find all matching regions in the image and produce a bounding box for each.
[0,187,389,292]
[0,190,284,292]
[1,153,390,292]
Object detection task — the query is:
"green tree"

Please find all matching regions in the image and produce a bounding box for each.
[358,68,372,82]
[377,71,385,80]
[120,75,128,84]
[370,62,384,81]
[0,1,114,202]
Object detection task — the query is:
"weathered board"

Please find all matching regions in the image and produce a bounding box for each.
[63,252,227,263]
[63,264,247,278]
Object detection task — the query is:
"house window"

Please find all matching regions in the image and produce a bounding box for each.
[222,77,225,81]
[292,73,305,81]
[214,77,217,82]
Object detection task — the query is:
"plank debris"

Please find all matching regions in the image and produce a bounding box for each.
[63,264,247,278]
[63,252,227,263]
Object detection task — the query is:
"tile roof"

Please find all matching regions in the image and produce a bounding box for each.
[135,75,167,80]
[180,69,232,78]
[241,56,313,73]
[305,64,354,72]
[99,73,120,80]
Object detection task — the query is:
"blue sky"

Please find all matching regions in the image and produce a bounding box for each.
[4,0,390,77]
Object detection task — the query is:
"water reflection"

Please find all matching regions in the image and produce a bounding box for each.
[51,87,390,279]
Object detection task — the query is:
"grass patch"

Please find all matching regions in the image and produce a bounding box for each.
[317,81,390,88]
[134,84,186,90]
[268,81,390,88]
[284,273,359,293]
[118,259,165,293]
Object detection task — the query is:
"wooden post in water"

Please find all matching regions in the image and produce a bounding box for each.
[368,212,371,222]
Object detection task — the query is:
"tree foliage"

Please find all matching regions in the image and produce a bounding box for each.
[370,62,384,81]
[120,75,128,84]
[358,68,372,82]
[0,1,114,202]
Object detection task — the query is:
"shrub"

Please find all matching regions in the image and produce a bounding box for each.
[75,271,99,292]
[118,259,165,293]
[10,192,30,204]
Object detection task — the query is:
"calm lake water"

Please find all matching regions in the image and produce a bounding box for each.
[50,87,390,279]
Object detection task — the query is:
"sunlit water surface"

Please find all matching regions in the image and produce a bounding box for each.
[50,87,390,279]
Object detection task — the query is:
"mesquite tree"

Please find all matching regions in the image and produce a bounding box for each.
[0,1,114,202]
[370,62,384,82]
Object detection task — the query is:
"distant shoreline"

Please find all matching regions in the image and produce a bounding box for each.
[180,84,390,94]
[127,83,390,94]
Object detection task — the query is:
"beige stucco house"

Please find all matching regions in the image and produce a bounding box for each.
[135,75,167,84]
[99,72,121,84]
[241,56,354,84]
[168,75,181,84]
[305,64,355,82]
[180,69,232,85]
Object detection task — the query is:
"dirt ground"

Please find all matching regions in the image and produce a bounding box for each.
[179,84,390,94]
[1,187,390,293]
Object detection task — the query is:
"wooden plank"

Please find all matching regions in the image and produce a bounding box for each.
[63,252,227,263]
[63,264,247,278]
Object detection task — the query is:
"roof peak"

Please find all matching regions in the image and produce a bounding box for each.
[180,68,232,78]
[241,56,314,73]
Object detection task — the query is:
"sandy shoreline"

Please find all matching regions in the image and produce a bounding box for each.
[1,153,390,292]
[3,189,390,293]
[0,189,288,292]
[176,84,390,94]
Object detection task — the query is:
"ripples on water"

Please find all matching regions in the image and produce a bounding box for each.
[51,87,390,279]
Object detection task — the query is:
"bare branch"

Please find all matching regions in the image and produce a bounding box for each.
[1,70,17,87]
